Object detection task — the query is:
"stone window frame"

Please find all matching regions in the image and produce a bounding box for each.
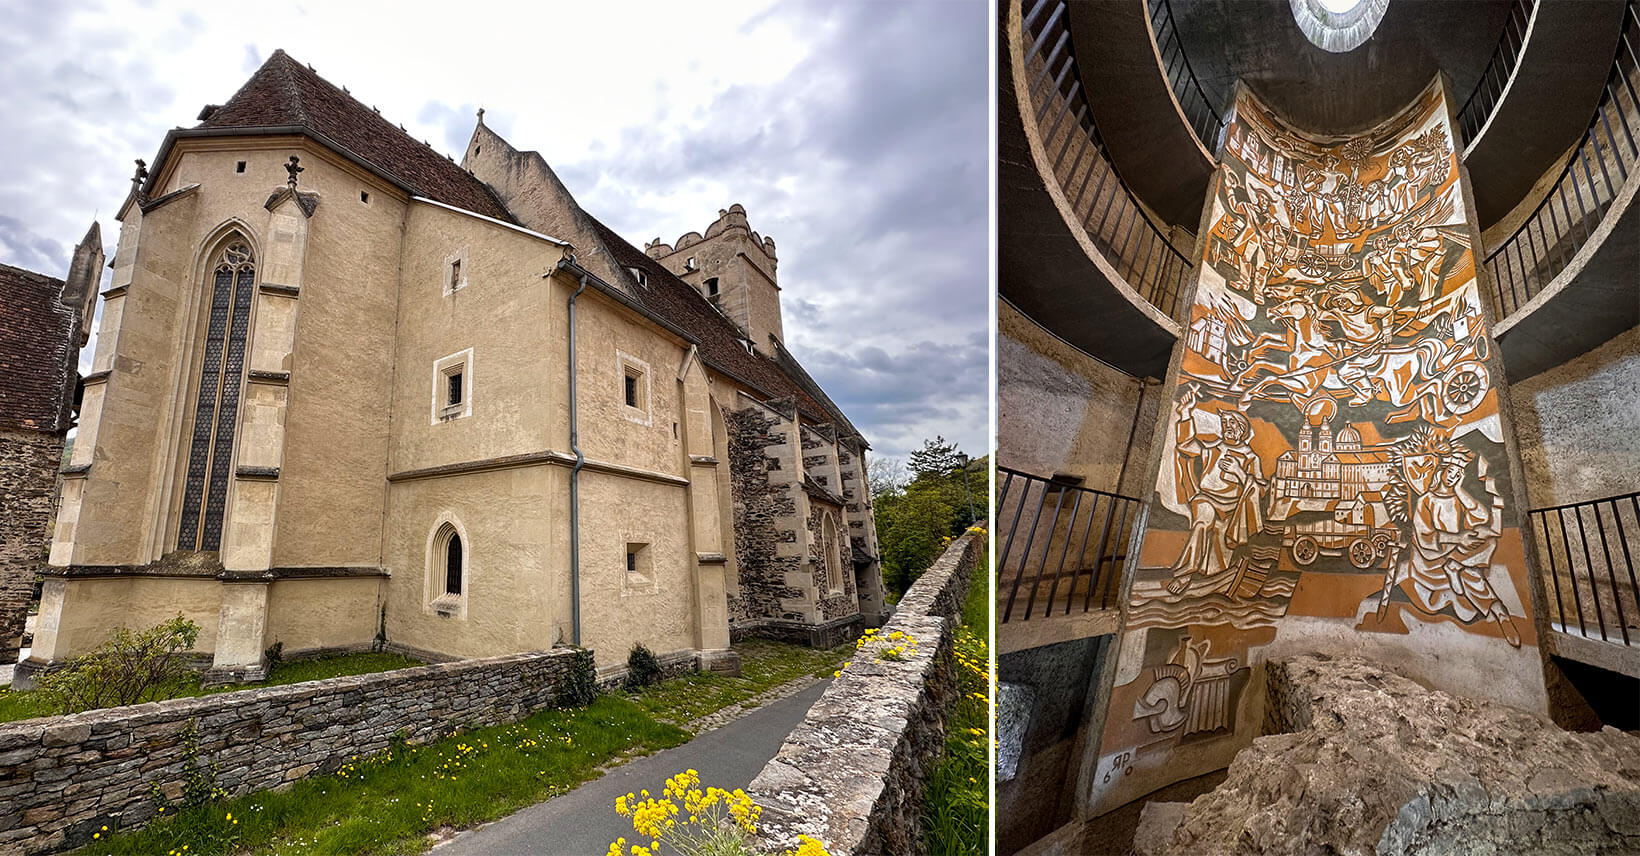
[432,348,474,423]
[443,246,469,295]
[621,538,659,597]
[617,350,652,427]
[427,516,470,620]
[821,510,844,595]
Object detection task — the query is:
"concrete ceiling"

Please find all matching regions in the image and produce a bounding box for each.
[1170,0,1516,134]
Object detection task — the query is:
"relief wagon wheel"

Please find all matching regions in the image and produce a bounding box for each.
[1298,254,1328,276]
[1443,361,1488,416]
[1291,535,1320,566]
[1347,538,1377,569]
[1371,531,1395,557]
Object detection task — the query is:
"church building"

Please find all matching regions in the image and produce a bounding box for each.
[20,50,885,685]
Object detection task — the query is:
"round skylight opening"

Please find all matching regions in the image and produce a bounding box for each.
[1290,0,1389,52]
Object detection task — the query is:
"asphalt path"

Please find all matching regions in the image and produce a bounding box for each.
[433,679,828,856]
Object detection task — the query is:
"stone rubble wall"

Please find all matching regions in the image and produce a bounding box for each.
[748,527,984,856]
[0,429,61,664]
[1138,654,1640,856]
[0,648,580,855]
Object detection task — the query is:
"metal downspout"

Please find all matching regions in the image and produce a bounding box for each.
[568,274,588,646]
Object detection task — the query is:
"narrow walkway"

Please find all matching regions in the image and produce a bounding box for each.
[433,679,828,856]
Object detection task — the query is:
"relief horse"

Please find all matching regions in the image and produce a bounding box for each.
[1234,291,1340,405]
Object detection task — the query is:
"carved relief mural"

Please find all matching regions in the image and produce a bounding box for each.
[1090,82,1544,814]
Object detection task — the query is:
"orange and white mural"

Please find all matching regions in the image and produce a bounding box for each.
[1089,81,1546,814]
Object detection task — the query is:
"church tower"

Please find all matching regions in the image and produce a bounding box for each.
[645,204,784,356]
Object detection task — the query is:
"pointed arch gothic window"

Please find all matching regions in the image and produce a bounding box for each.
[177,241,256,551]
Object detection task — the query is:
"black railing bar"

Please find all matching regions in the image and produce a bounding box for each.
[1156,0,1226,130]
[1004,483,1051,621]
[1102,500,1137,611]
[1575,504,1611,641]
[1024,22,1068,107]
[1052,102,1092,176]
[1041,490,1086,619]
[1593,112,1622,195]
[1022,487,1068,620]
[1022,0,1052,35]
[1530,488,1640,514]
[1065,492,1103,616]
[1559,508,1591,637]
[1032,49,1077,124]
[1042,78,1085,168]
[1086,495,1118,613]
[1593,502,1630,645]
[1456,0,1535,134]
[1022,0,1064,61]
[1486,10,1637,265]
[1598,101,1632,181]
[1542,512,1570,632]
[1624,498,1640,633]
[997,474,1030,622]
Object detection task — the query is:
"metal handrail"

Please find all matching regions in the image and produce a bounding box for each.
[1146,0,1226,152]
[1530,488,1640,647]
[996,465,1144,624]
[1020,0,1194,323]
[1455,0,1538,146]
[1483,0,1640,321]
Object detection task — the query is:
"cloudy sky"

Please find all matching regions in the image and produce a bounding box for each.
[0,0,989,464]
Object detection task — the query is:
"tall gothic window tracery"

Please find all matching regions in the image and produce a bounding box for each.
[177,241,256,551]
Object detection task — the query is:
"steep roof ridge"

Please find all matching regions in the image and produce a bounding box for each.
[195,50,514,222]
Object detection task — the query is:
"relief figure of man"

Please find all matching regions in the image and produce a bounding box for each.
[1166,387,1267,594]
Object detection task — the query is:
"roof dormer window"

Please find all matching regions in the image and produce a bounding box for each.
[630,267,648,287]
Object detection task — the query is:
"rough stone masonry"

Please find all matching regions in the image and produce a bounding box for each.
[1136,654,1640,856]
[749,526,984,856]
[0,649,579,855]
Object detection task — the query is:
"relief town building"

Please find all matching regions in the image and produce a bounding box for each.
[17,50,885,686]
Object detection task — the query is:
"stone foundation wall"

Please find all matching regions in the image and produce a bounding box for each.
[748,527,983,856]
[0,428,62,664]
[731,615,865,650]
[1138,654,1640,856]
[0,649,580,855]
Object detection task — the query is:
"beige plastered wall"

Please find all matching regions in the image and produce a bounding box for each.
[264,577,385,654]
[997,299,1160,496]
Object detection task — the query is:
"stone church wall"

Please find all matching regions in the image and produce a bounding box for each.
[724,405,802,625]
[0,649,580,855]
[1510,322,1640,507]
[0,429,61,663]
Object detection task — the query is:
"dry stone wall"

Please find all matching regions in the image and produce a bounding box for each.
[748,527,983,856]
[1137,654,1640,856]
[0,649,580,855]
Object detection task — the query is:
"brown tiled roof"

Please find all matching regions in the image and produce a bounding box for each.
[0,263,76,434]
[197,50,513,221]
[583,216,862,439]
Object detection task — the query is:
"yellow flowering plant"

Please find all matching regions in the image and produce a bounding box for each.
[608,769,829,856]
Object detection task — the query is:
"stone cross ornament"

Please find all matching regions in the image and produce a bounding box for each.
[285,155,304,188]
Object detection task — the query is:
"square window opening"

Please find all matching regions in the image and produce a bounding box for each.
[450,258,462,291]
[705,276,719,297]
[235,161,247,174]
[624,372,639,408]
[446,370,464,407]
[360,190,370,204]
[625,542,652,588]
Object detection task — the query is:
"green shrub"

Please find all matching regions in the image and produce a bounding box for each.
[38,614,201,714]
[559,648,599,708]
[623,643,664,691]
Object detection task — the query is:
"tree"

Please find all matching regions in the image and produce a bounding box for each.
[38,614,201,713]
[908,436,963,481]
[867,455,908,498]
[874,434,988,598]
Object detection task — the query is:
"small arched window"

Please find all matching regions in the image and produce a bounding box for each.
[435,523,464,597]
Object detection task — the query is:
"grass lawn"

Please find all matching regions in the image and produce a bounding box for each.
[0,651,422,725]
[73,695,689,856]
[69,639,849,855]
[626,638,851,729]
[923,540,991,855]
